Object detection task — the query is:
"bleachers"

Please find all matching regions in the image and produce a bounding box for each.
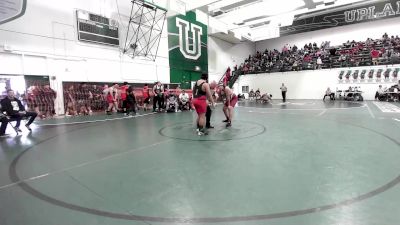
[236,33,400,75]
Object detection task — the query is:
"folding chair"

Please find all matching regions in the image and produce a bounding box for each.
[0,105,23,135]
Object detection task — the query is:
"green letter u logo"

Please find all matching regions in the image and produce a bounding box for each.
[176,18,203,60]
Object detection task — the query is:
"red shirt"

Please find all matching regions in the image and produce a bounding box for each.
[142,86,149,98]
[371,50,380,58]
[120,85,128,100]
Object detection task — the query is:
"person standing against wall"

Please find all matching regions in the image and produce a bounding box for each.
[280,83,287,102]
[152,81,164,112]
[142,84,150,111]
[120,82,129,114]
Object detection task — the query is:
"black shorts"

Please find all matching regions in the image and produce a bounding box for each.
[144,97,150,104]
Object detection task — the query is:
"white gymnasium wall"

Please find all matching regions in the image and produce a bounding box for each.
[208,37,255,83]
[237,66,399,101]
[255,16,400,52]
[0,0,170,114]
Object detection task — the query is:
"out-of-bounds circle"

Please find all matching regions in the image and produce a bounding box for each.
[159,121,266,141]
[8,119,400,224]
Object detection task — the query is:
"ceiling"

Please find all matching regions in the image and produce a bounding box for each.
[112,0,374,43]
[169,0,373,43]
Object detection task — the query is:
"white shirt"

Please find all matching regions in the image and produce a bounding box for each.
[11,101,20,111]
[179,93,189,102]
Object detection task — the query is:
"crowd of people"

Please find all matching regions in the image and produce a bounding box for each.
[25,84,57,119]
[63,82,197,116]
[235,33,400,75]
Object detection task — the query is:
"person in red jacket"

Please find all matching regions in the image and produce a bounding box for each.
[371,48,380,65]
[142,84,150,111]
[120,82,129,114]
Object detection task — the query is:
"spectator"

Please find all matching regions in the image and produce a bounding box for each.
[249,89,255,100]
[371,48,380,65]
[120,82,129,114]
[236,33,400,75]
[179,90,190,111]
[125,87,137,116]
[375,85,385,100]
[280,83,287,102]
[166,91,179,113]
[323,88,335,101]
[152,81,164,112]
[42,84,57,118]
[65,85,78,116]
[316,57,323,69]
[0,90,37,132]
[142,84,150,111]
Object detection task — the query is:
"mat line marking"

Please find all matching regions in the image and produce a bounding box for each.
[365,102,376,119]
[238,104,366,111]
[317,110,327,116]
[37,112,157,126]
[0,139,172,191]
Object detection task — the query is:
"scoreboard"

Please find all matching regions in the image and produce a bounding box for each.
[76,10,119,46]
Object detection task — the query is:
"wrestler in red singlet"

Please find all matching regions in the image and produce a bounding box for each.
[192,73,215,135]
[221,85,237,127]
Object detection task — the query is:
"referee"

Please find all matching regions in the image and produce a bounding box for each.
[206,86,216,129]
[206,105,213,128]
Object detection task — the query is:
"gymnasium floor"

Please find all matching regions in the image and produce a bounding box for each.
[0,100,400,225]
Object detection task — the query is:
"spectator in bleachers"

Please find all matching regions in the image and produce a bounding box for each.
[316,57,323,69]
[371,48,380,65]
[236,33,400,75]
[26,85,41,117]
[42,84,56,118]
[65,85,78,116]
[77,83,93,115]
